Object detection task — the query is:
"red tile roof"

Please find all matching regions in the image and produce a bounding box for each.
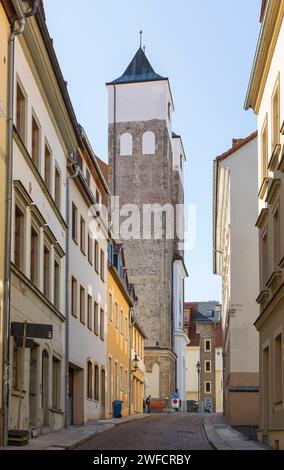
[216,131,257,163]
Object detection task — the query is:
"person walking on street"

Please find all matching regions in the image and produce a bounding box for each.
[145,395,151,414]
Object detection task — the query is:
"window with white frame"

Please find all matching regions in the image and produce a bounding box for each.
[16,81,26,143]
[14,204,25,271]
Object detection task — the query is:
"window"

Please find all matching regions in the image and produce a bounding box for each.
[142,131,155,155]
[109,292,113,322]
[16,82,26,142]
[108,356,112,410]
[94,364,99,401]
[87,361,93,399]
[44,143,52,192]
[120,366,123,391]
[80,286,85,324]
[43,244,50,299]
[261,118,268,180]
[86,168,90,187]
[54,165,61,209]
[95,188,101,206]
[100,249,105,281]
[168,102,171,122]
[71,276,77,317]
[94,240,99,272]
[120,132,133,156]
[125,316,128,341]
[262,232,268,288]
[114,362,118,400]
[205,361,211,373]
[52,357,61,409]
[272,80,280,149]
[273,207,280,269]
[30,226,39,286]
[120,309,124,336]
[14,205,25,270]
[87,294,92,330]
[205,340,211,352]
[180,154,183,170]
[54,258,60,310]
[88,232,93,264]
[31,115,40,170]
[275,334,283,404]
[115,302,119,329]
[80,217,86,254]
[94,301,99,335]
[100,308,105,340]
[77,153,83,171]
[205,381,211,394]
[125,370,128,392]
[72,203,78,243]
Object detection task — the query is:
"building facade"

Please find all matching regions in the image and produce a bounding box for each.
[245,0,284,449]
[8,2,79,435]
[107,243,133,418]
[68,129,109,424]
[0,0,14,445]
[106,46,187,402]
[184,302,223,413]
[213,133,259,425]
[131,318,146,414]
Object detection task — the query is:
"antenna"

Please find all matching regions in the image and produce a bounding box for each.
[139,30,143,48]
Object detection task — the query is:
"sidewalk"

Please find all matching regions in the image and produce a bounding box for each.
[1,414,150,450]
[204,414,267,451]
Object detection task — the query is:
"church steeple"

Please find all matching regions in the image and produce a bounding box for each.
[109,47,165,85]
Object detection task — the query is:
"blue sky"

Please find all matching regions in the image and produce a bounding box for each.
[44,0,260,302]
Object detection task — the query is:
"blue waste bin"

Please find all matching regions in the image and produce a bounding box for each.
[113,400,123,418]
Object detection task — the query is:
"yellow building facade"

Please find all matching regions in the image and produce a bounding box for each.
[131,320,146,414]
[107,244,133,418]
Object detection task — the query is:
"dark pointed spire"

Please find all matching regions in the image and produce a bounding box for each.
[109,47,165,85]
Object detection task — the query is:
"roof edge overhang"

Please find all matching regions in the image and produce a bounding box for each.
[244,0,283,112]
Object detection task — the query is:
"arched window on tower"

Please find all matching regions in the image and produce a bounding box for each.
[142,131,155,155]
[120,132,133,156]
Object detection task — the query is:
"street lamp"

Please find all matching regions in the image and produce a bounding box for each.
[196,361,201,411]
[131,354,139,373]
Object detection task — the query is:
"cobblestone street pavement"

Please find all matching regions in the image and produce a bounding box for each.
[75,413,212,450]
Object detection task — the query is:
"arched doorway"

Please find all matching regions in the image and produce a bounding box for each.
[42,350,49,426]
[100,368,106,418]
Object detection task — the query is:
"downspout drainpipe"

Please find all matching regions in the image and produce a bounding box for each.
[113,85,116,197]
[65,159,79,428]
[2,0,27,447]
[129,311,137,416]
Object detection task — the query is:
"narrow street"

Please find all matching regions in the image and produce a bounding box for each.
[75,414,213,451]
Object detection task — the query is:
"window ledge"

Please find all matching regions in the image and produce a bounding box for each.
[266,271,282,293]
[265,178,281,204]
[258,177,270,200]
[268,144,281,171]
[278,146,284,172]
[256,289,270,305]
[255,208,269,229]
[49,408,64,415]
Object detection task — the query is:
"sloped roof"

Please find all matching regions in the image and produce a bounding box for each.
[108,47,166,85]
[216,131,257,162]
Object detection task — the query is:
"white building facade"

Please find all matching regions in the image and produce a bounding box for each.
[213,134,259,425]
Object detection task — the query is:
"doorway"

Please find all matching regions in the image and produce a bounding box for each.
[29,345,39,428]
[42,350,49,426]
[100,368,106,418]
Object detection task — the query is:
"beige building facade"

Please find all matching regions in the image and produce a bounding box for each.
[213,134,259,425]
[184,302,223,413]
[245,0,284,449]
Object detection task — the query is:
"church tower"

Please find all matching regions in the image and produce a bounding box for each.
[106,45,188,403]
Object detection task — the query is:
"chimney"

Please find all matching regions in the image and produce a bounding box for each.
[232,138,244,148]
